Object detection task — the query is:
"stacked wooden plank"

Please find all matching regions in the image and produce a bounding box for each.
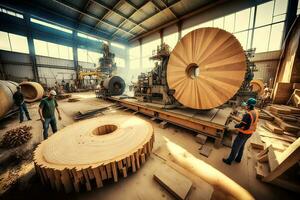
[262,105,300,135]
[255,138,300,193]
[33,115,154,193]
[254,104,300,192]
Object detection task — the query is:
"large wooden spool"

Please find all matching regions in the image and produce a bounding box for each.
[19,81,44,102]
[33,115,154,193]
[0,80,18,118]
[167,28,247,109]
[250,79,264,95]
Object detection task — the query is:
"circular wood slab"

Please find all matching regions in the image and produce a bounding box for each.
[167,27,247,109]
[250,79,264,95]
[34,115,154,193]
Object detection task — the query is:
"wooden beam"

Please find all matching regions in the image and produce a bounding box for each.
[263,138,300,182]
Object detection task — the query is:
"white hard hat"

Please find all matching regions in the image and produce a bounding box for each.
[49,90,57,96]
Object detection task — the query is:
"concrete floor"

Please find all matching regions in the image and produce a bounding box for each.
[0,92,298,200]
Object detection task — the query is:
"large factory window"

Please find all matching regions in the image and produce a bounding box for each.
[0,7,23,19]
[34,39,48,56]
[111,42,125,50]
[0,31,29,54]
[181,0,288,53]
[298,0,300,15]
[115,57,125,68]
[129,45,140,69]
[87,51,101,65]
[48,42,60,58]
[34,39,73,60]
[78,48,102,66]
[163,32,178,50]
[30,18,72,34]
[77,32,108,44]
[77,48,88,62]
[9,33,29,53]
[0,31,12,51]
[141,38,160,70]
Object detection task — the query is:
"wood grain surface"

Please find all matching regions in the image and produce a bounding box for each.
[34,115,154,192]
[167,28,246,109]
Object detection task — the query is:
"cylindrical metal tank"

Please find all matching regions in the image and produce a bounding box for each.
[19,81,44,102]
[103,76,125,96]
[0,80,18,118]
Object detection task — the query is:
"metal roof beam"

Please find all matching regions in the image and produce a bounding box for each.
[111,1,152,38]
[91,0,147,31]
[127,0,181,36]
[78,0,92,22]
[94,0,124,28]
[0,0,128,43]
[154,0,178,19]
[52,0,134,36]
[129,0,229,42]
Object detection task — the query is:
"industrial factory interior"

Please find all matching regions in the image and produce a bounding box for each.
[1,0,300,199]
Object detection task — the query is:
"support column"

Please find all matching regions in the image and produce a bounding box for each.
[283,0,298,39]
[160,29,163,45]
[24,14,39,82]
[72,31,79,79]
[139,39,142,70]
[177,21,182,41]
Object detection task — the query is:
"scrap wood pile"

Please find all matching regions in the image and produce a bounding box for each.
[251,104,300,192]
[1,125,32,148]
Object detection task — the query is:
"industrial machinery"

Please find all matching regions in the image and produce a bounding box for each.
[133,43,177,106]
[94,43,125,98]
[97,76,126,98]
[131,28,257,110]
[77,43,117,89]
[76,43,125,97]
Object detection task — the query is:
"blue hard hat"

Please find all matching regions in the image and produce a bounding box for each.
[246,98,257,106]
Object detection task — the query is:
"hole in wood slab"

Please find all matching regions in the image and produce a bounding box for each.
[92,124,117,135]
[186,63,200,79]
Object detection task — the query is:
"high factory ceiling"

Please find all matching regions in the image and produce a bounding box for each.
[0,0,224,43]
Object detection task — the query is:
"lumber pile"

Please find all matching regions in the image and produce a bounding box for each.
[262,105,300,134]
[33,115,154,193]
[255,138,300,193]
[1,125,32,148]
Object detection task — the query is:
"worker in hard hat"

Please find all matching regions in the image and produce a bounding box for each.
[38,90,62,140]
[13,86,31,123]
[223,98,259,165]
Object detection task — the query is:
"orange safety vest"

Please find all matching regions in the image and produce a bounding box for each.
[238,109,259,134]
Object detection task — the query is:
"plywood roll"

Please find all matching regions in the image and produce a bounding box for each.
[167,28,247,109]
[33,115,154,193]
[250,79,264,95]
[0,80,18,118]
[19,81,44,102]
